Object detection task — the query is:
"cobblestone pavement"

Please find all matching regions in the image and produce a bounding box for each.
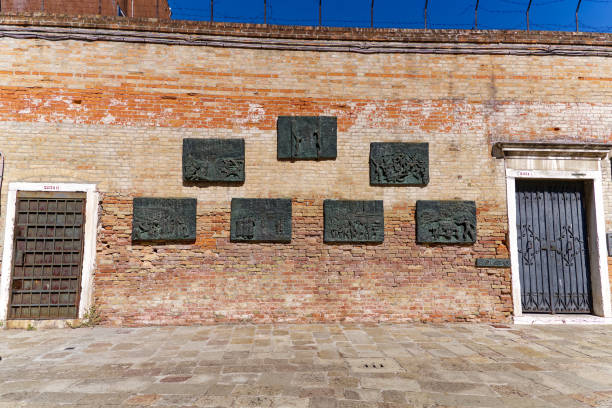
[1,324,612,407]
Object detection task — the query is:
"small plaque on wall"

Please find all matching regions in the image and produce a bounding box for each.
[607,232,612,256]
[370,142,429,185]
[476,258,511,268]
[277,116,337,160]
[230,198,292,243]
[132,198,197,242]
[324,200,384,243]
[182,138,245,182]
[416,200,477,244]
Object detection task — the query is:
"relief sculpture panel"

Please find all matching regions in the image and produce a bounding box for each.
[230,198,292,243]
[370,142,429,185]
[324,200,384,243]
[277,116,337,160]
[183,138,245,182]
[132,198,197,242]
[416,201,476,244]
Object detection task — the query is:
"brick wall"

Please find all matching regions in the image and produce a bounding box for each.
[0,17,610,325]
[0,0,170,19]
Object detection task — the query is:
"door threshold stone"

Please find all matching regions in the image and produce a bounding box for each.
[514,314,612,325]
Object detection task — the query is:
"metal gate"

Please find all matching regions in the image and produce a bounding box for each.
[516,180,592,314]
[8,192,86,319]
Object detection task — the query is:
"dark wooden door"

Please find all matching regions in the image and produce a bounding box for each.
[8,192,86,319]
[516,180,592,314]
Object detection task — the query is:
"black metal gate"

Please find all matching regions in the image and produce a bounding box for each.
[516,180,592,314]
[8,192,86,319]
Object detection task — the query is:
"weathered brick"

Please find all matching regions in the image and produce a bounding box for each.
[0,17,609,325]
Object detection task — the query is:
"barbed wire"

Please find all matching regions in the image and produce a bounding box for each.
[456,3,475,16]
[528,22,575,27]
[479,7,524,13]
[426,23,475,28]
[496,0,530,5]
[168,0,612,33]
[580,22,612,29]
[528,0,573,5]
[499,0,576,4]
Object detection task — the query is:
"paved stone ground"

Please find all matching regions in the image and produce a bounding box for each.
[0,324,612,407]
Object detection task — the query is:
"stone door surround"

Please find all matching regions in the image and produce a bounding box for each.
[0,183,99,327]
[494,142,612,324]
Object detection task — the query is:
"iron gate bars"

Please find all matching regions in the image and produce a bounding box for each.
[8,192,86,319]
[516,180,592,314]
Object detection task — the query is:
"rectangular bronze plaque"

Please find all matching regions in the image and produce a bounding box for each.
[183,138,245,182]
[475,258,511,268]
[230,198,292,243]
[132,198,197,242]
[370,142,429,185]
[416,200,476,244]
[607,233,612,256]
[324,200,384,243]
[277,116,337,160]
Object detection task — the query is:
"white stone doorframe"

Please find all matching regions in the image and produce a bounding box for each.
[0,182,99,324]
[493,143,612,324]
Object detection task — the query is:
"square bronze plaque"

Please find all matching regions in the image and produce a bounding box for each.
[183,138,245,182]
[324,200,384,243]
[370,142,429,185]
[132,198,197,242]
[277,116,337,160]
[416,200,476,244]
[230,198,292,243]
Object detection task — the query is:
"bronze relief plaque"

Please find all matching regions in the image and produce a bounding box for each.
[324,200,384,243]
[277,116,337,160]
[475,258,511,268]
[132,198,197,242]
[370,142,429,185]
[230,198,292,243]
[416,201,476,244]
[183,138,245,182]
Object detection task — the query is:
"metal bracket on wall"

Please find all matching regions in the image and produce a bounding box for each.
[576,0,582,32]
[526,0,533,31]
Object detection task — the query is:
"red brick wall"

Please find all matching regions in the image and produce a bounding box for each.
[96,196,511,325]
[0,0,170,18]
[0,17,610,325]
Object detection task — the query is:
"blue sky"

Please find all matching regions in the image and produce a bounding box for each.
[168,0,612,32]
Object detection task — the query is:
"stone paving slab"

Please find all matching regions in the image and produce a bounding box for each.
[0,324,611,407]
